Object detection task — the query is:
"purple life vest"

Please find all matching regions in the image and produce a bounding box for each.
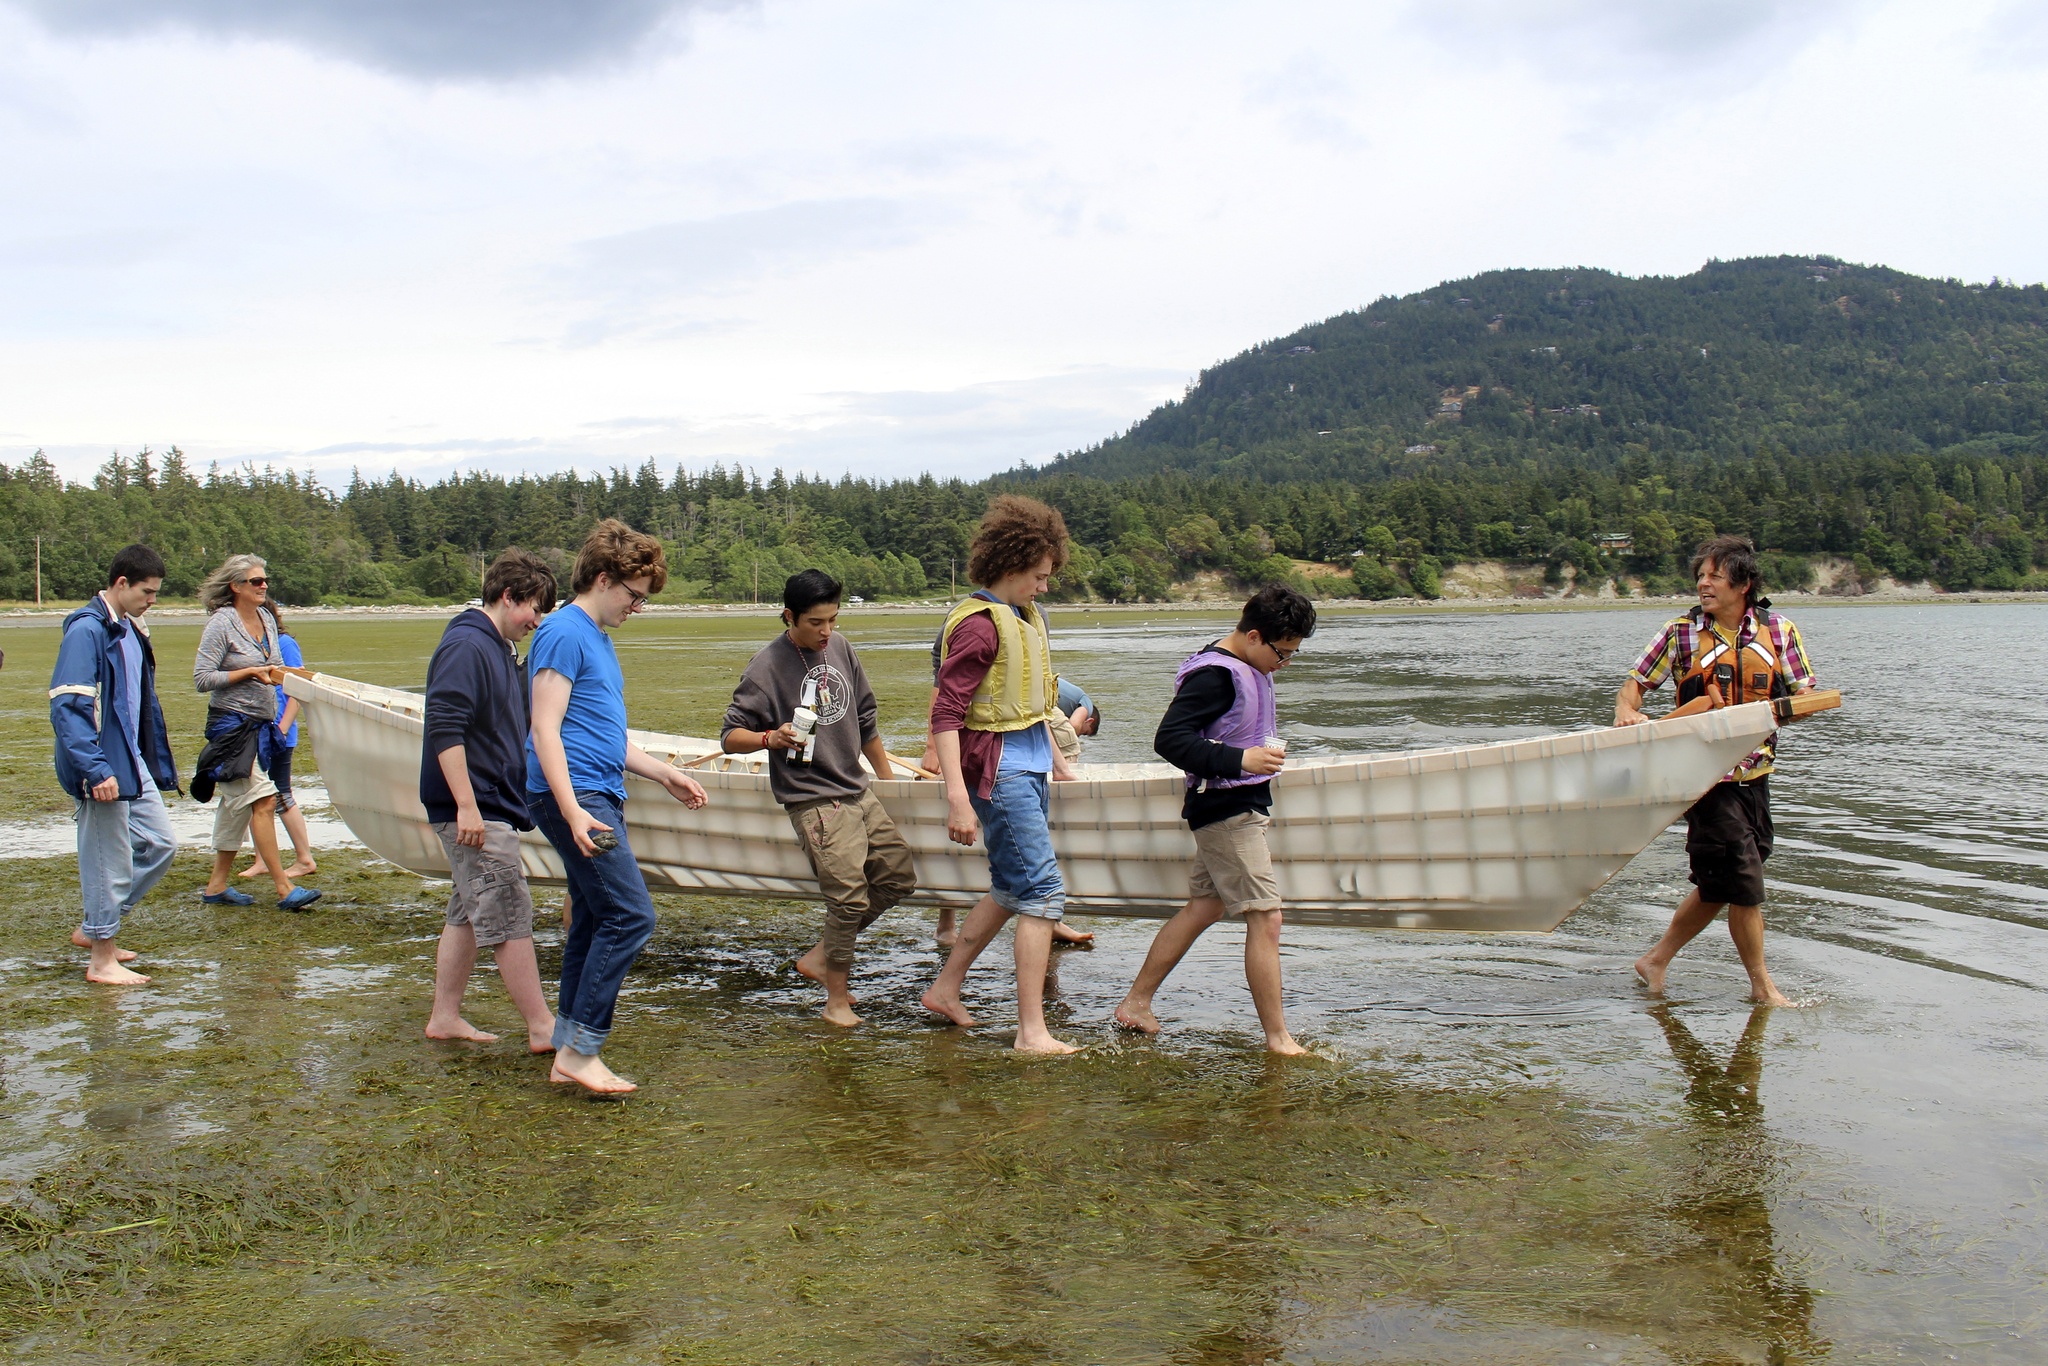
[1172,646,1275,791]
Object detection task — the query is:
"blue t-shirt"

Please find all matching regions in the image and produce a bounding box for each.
[1056,676,1092,717]
[273,635,303,747]
[524,604,629,801]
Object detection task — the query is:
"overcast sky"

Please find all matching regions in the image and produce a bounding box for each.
[4,0,2044,486]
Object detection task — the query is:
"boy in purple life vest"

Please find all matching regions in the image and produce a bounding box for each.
[1114,585,1317,1054]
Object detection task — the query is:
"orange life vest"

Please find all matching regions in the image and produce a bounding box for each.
[1670,628,1786,717]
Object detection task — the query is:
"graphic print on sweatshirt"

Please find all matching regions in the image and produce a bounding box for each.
[806,662,851,727]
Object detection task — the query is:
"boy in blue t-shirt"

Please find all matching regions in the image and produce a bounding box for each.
[526,519,707,1095]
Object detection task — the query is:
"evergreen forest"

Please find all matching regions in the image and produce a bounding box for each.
[4,256,2044,605]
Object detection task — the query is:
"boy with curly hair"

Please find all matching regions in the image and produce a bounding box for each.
[920,495,1083,1054]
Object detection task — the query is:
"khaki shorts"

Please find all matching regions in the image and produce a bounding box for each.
[432,820,536,947]
[211,770,281,852]
[1188,810,1283,917]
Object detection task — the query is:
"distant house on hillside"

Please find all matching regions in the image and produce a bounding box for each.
[1597,532,1633,553]
[1405,443,1438,454]
[1289,345,1315,354]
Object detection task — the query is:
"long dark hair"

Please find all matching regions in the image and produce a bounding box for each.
[1689,534,1763,609]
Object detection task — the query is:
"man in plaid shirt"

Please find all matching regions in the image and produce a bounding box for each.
[1615,534,1817,1005]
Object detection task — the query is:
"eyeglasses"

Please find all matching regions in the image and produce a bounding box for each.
[1265,640,1298,663]
[241,577,268,588]
[619,583,648,612]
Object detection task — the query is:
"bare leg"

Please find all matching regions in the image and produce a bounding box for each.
[1633,890,1722,994]
[424,922,498,1042]
[1012,915,1078,1054]
[203,849,238,896]
[275,802,316,876]
[238,853,270,877]
[1725,904,1791,1006]
[935,905,958,948]
[551,1047,636,1094]
[490,937,558,1050]
[921,895,1009,1026]
[85,936,150,985]
[1242,908,1304,1054]
[245,798,296,900]
[1115,896,1226,1033]
[795,941,863,1027]
[71,928,137,962]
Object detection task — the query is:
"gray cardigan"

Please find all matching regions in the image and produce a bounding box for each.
[194,606,280,719]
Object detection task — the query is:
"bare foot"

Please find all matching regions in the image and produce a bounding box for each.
[1113,1000,1160,1034]
[920,986,977,1027]
[1747,980,1792,1007]
[86,962,152,985]
[794,947,826,984]
[1265,1033,1309,1056]
[424,1017,500,1043]
[935,927,958,949]
[1013,1029,1081,1055]
[237,860,268,879]
[1050,921,1095,946]
[1632,955,1667,995]
[821,1000,865,1028]
[71,930,137,962]
[528,1027,558,1054]
[551,1049,637,1094]
[279,860,317,879]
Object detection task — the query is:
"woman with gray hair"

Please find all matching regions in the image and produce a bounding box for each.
[192,555,321,911]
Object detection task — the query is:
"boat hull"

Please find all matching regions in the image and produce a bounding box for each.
[287,673,1780,933]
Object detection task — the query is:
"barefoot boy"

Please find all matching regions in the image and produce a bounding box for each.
[527,519,709,1094]
[721,570,917,1026]
[421,549,560,1052]
[51,544,181,985]
[1115,585,1317,1054]
[921,495,1083,1054]
[1616,534,1816,1005]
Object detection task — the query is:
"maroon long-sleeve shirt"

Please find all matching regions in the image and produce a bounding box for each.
[929,612,1007,800]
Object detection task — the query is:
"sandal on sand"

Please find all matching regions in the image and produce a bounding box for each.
[278,887,323,912]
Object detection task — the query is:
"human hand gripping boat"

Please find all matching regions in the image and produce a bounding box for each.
[284,671,1840,934]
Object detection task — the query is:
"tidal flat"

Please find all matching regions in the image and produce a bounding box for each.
[4,605,2045,1362]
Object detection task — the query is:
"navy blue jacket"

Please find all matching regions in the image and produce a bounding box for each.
[50,596,179,800]
[420,609,533,830]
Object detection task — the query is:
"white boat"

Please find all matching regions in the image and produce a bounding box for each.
[285,671,1810,933]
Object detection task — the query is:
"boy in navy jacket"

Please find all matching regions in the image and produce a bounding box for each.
[50,545,179,985]
[419,549,559,1052]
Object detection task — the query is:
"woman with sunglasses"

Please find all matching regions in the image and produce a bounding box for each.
[192,555,321,911]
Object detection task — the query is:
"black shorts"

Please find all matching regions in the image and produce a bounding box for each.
[1684,777,1772,907]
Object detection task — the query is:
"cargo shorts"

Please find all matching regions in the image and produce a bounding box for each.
[431,819,536,947]
[1189,810,1284,917]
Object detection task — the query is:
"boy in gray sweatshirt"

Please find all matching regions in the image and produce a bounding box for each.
[722,570,917,1026]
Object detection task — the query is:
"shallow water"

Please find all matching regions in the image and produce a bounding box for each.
[2,602,2044,1362]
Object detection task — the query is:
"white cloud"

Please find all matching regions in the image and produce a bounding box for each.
[0,0,2041,486]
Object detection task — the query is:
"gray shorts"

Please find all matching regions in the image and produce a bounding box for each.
[1189,811,1284,917]
[431,820,535,947]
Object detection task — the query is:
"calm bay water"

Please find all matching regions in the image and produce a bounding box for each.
[2,601,2043,1362]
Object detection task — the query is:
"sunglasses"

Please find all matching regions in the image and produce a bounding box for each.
[241,577,268,588]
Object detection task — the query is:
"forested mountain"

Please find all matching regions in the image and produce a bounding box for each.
[1049,255,2048,480]
[2,257,2044,605]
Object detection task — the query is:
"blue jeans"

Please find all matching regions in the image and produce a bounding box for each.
[76,781,178,940]
[528,789,656,1056]
[970,770,1064,920]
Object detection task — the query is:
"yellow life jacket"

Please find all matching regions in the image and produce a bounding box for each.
[940,594,1056,733]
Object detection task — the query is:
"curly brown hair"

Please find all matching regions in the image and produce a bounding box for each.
[966,495,1069,587]
[572,518,669,596]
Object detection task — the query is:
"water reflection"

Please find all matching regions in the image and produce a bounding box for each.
[1648,1003,1825,1364]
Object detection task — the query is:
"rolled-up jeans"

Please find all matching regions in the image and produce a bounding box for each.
[528,789,656,1056]
[76,779,178,940]
[969,769,1065,920]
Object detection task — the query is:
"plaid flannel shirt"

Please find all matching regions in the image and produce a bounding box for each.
[1630,605,1816,782]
